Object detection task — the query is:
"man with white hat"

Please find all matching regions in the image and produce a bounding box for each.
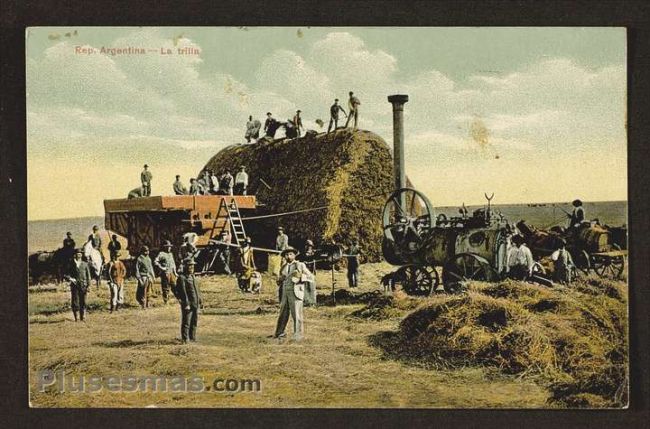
[272,247,314,341]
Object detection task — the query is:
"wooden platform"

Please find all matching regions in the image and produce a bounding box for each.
[104,195,256,213]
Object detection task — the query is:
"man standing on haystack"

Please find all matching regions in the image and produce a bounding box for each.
[106,253,126,313]
[272,247,315,341]
[135,245,155,308]
[154,240,178,304]
[328,98,347,133]
[141,164,153,196]
[344,91,361,129]
[293,110,304,137]
[245,115,262,143]
[65,248,92,322]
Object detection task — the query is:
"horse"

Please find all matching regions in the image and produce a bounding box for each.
[83,240,104,288]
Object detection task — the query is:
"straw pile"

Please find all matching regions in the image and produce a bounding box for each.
[202,129,394,260]
[367,277,628,408]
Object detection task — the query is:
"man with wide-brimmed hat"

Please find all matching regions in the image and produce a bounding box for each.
[141,164,152,196]
[64,248,92,322]
[568,199,586,229]
[272,246,314,341]
[106,252,126,313]
[154,240,178,304]
[135,245,155,308]
[237,237,256,292]
[176,258,201,343]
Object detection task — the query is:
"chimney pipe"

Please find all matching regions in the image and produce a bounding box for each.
[388,94,409,198]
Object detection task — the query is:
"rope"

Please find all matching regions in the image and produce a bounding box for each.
[241,205,329,221]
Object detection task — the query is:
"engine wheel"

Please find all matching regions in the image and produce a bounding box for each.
[442,253,497,291]
[397,265,439,296]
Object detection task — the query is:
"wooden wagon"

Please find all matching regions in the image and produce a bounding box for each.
[103,195,257,258]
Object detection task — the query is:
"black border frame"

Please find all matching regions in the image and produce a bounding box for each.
[1,1,648,427]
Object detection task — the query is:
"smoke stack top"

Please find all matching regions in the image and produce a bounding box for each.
[388,94,409,194]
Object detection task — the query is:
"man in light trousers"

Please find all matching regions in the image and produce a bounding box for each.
[272,247,314,341]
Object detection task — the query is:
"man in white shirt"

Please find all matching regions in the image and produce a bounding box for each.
[508,235,534,280]
[275,227,289,251]
[234,166,249,195]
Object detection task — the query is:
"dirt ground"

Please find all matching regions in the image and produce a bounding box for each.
[29,262,550,408]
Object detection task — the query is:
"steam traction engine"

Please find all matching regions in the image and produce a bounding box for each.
[382,188,513,295]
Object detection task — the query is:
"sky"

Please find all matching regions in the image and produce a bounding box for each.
[26,27,627,220]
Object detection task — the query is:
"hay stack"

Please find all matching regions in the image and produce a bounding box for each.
[202,130,395,261]
[365,277,628,408]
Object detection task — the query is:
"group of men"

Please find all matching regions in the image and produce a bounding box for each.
[242,91,362,143]
[174,166,249,197]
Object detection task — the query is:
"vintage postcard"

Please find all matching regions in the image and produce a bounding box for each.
[27,27,627,408]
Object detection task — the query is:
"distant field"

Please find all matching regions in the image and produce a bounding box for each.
[27,201,627,253]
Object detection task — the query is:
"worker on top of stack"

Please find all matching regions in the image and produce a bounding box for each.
[234,165,249,195]
[141,164,152,196]
[245,115,262,143]
[292,110,304,137]
[189,178,203,195]
[328,98,347,133]
[344,91,361,129]
[173,175,188,195]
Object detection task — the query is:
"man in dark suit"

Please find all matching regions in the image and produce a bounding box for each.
[64,248,92,322]
[176,259,202,343]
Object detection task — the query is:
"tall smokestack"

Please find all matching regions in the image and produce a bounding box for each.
[388,94,409,199]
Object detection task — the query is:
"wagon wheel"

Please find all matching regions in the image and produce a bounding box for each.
[572,250,591,275]
[442,253,498,292]
[593,254,625,279]
[382,188,435,257]
[397,265,439,296]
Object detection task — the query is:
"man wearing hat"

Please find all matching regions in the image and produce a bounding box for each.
[292,110,304,137]
[154,240,178,304]
[135,245,155,308]
[89,225,102,251]
[237,237,256,292]
[215,230,232,275]
[552,238,575,284]
[275,227,289,252]
[176,258,202,343]
[141,164,153,196]
[328,98,347,133]
[234,165,249,195]
[64,248,92,321]
[62,231,76,261]
[106,252,126,312]
[107,234,122,260]
[273,247,314,341]
[346,238,363,288]
[568,199,586,229]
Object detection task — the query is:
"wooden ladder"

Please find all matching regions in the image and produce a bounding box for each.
[217,197,247,246]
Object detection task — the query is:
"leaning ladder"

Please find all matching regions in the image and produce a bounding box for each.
[217,197,247,246]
